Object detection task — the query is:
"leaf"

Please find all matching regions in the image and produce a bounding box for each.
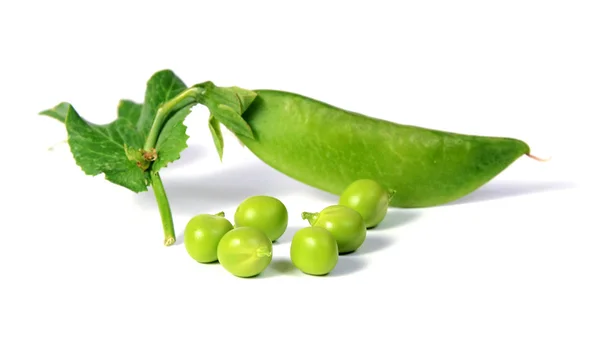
[215,104,254,139]
[137,70,188,139]
[114,100,145,149]
[192,81,257,140]
[63,104,150,192]
[40,99,149,192]
[152,104,193,172]
[228,86,258,112]
[118,99,143,126]
[40,72,259,196]
[39,70,196,194]
[40,102,71,123]
[208,115,224,161]
[41,100,146,149]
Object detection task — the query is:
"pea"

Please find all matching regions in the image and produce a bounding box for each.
[302,205,366,254]
[338,179,395,228]
[217,227,273,278]
[234,195,288,242]
[184,212,234,263]
[236,89,532,208]
[290,227,338,275]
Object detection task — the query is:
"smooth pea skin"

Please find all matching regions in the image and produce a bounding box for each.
[184,212,234,263]
[217,227,273,278]
[290,227,338,276]
[234,195,288,242]
[339,179,394,228]
[302,205,366,254]
[236,90,531,208]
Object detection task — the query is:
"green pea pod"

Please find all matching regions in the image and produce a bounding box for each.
[233,90,544,208]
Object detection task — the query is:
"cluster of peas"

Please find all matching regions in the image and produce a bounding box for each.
[183,179,394,277]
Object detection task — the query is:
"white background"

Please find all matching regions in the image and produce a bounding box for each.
[1,1,599,350]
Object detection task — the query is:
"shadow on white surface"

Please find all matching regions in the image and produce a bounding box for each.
[174,230,185,246]
[354,235,395,256]
[374,209,421,230]
[254,258,298,279]
[258,255,367,278]
[135,160,337,214]
[329,256,367,277]
[447,179,577,205]
[268,258,297,275]
[163,144,206,171]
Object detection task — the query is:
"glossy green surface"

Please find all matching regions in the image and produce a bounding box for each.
[303,205,367,254]
[238,90,530,208]
[234,195,288,242]
[339,179,392,228]
[217,227,273,278]
[290,227,339,276]
[183,212,233,263]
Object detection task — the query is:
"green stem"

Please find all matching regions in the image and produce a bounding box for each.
[142,87,207,247]
[301,211,319,226]
[143,87,205,151]
[140,81,257,246]
[150,171,176,246]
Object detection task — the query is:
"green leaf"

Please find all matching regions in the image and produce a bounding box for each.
[138,70,188,139]
[40,73,259,193]
[40,102,71,123]
[152,104,193,172]
[63,104,150,192]
[118,99,143,126]
[208,115,224,161]
[114,100,145,149]
[41,100,146,149]
[228,86,258,112]
[192,81,256,140]
[39,70,195,195]
[214,104,253,139]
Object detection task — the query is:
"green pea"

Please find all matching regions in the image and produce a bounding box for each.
[302,205,366,254]
[235,90,533,208]
[290,227,338,276]
[217,227,273,278]
[339,179,395,228]
[184,212,234,263]
[234,195,288,242]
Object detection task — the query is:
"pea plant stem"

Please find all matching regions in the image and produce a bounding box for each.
[150,171,176,246]
[142,86,205,246]
[143,87,204,151]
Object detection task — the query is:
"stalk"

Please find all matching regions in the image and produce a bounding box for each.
[142,86,205,246]
[139,82,256,246]
[150,172,176,246]
[301,212,319,226]
[143,87,204,151]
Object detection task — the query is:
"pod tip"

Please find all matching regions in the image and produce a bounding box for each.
[526,153,552,162]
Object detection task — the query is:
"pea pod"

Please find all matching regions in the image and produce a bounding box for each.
[232,90,540,208]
